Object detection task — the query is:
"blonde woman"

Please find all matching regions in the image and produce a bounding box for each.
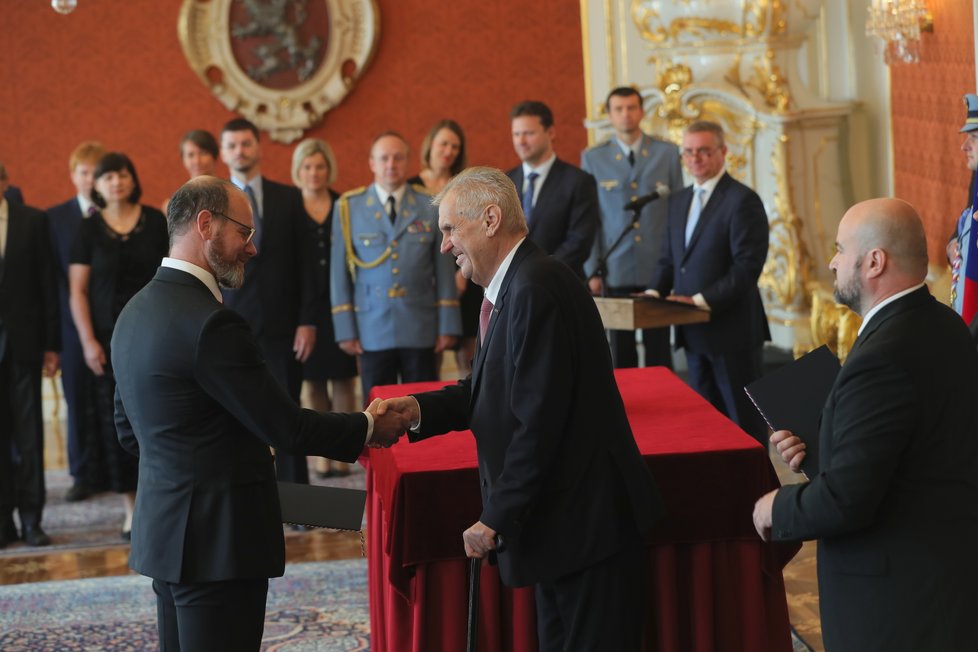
[291,138,358,477]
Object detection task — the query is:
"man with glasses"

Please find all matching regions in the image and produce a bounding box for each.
[220,117,318,487]
[112,176,407,650]
[331,132,461,402]
[648,120,770,444]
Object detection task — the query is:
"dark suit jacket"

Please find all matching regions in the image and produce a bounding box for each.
[112,266,368,584]
[46,197,85,335]
[222,177,317,339]
[507,159,599,278]
[652,172,770,354]
[772,287,978,651]
[410,240,663,587]
[0,202,60,363]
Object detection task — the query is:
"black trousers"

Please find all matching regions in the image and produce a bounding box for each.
[685,345,768,445]
[359,348,437,407]
[534,533,646,651]
[0,350,46,527]
[60,321,92,481]
[257,335,307,484]
[153,577,268,651]
[605,286,672,369]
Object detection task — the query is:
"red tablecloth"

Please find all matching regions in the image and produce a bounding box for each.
[368,367,796,652]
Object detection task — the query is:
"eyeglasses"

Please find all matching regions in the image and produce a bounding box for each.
[211,210,256,243]
[681,147,721,159]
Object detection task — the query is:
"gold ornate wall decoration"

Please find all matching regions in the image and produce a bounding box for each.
[178,0,379,144]
[810,289,860,362]
[760,134,814,309]
[748,50,792,112]
[631,0,787,46]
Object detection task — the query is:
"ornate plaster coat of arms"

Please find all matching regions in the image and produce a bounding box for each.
[178,0,379,143]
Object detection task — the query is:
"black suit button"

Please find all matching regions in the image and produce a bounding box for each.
[680,267,686,274]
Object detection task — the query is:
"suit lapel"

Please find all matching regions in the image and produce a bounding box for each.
[0,206,25,284]
[681,173,730,263]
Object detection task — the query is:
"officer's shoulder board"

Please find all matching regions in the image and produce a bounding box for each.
[339,186,369,202]
[410,182,433,196]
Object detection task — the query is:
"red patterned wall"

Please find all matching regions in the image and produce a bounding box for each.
[0,1,587,209]
[890,0,976,264]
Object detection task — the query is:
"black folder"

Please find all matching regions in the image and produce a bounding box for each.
[277,481,366,531]
[744,345,841,476]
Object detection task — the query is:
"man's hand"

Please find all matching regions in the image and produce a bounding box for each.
[366,398,407,448]
[293,325,316,362]
[435,335,457,354]
[588,277,602,295]
[375,396,421,429]
[666,294,695,305]
[82,339,106,376]
[463,521,498,559]
[42,351,59,378]
[752,489,777,542]
[339,338,363,356]
[948,239,961,264]
[771,429,806,474]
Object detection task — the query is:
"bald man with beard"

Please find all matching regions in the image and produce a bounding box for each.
[753,198,978,651]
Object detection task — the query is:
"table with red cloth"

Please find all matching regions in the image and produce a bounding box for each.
[367,367,797,652]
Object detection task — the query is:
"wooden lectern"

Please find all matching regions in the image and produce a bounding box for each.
[593,296,710,330]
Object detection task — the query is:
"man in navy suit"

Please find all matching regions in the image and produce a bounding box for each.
[380,167,662,650]
[220,118,318,485]
[650,121,770,442]
[506,101,598,279]
[46,141,105,502]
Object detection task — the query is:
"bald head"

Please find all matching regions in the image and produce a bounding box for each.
[831,198,928,315]
[844,198,928,281]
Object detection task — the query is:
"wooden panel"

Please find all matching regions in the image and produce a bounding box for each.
[593,297,709,330]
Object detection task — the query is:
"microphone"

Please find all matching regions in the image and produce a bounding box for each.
[623,182,671,212]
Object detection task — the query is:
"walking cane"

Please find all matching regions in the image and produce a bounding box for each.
[467,556,481,652]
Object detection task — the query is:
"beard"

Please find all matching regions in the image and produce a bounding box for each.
[832,261,862,312]
[206,237,246,289]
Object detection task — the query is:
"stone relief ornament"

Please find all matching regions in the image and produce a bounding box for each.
[178,0,379,143]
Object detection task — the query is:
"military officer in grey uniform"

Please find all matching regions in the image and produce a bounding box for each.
[331,132,461,402]
[582,86,684,369]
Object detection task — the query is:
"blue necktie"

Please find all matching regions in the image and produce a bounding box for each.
[244,184,262,249]
[521,172,539,222]
[684,187,705,246]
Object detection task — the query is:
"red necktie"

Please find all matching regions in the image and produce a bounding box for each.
[479,296,493,342]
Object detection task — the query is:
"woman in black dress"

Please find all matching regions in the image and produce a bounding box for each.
[69,153,168,537]
[408,120,479,374]
[291,138,358,477]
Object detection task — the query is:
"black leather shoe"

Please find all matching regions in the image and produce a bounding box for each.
[65,483,93,502]
[22,524,52,547]
[121,529,131,541]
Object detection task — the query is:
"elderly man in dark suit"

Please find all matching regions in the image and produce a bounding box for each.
[380,167,662,650]
[650,120,770,442]
[506,100,598,279]
[0,162,60,548]
[754,198,978,651]
[46,141,105,502]
[112,176,406,650]
[220,118,319,486]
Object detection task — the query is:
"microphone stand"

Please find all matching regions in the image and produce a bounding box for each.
[589,204,645,301]
[589,205,646,353]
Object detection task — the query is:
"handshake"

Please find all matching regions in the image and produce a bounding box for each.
[364,396,421,449]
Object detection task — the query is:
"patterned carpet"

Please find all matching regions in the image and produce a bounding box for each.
[0,559,370,651]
